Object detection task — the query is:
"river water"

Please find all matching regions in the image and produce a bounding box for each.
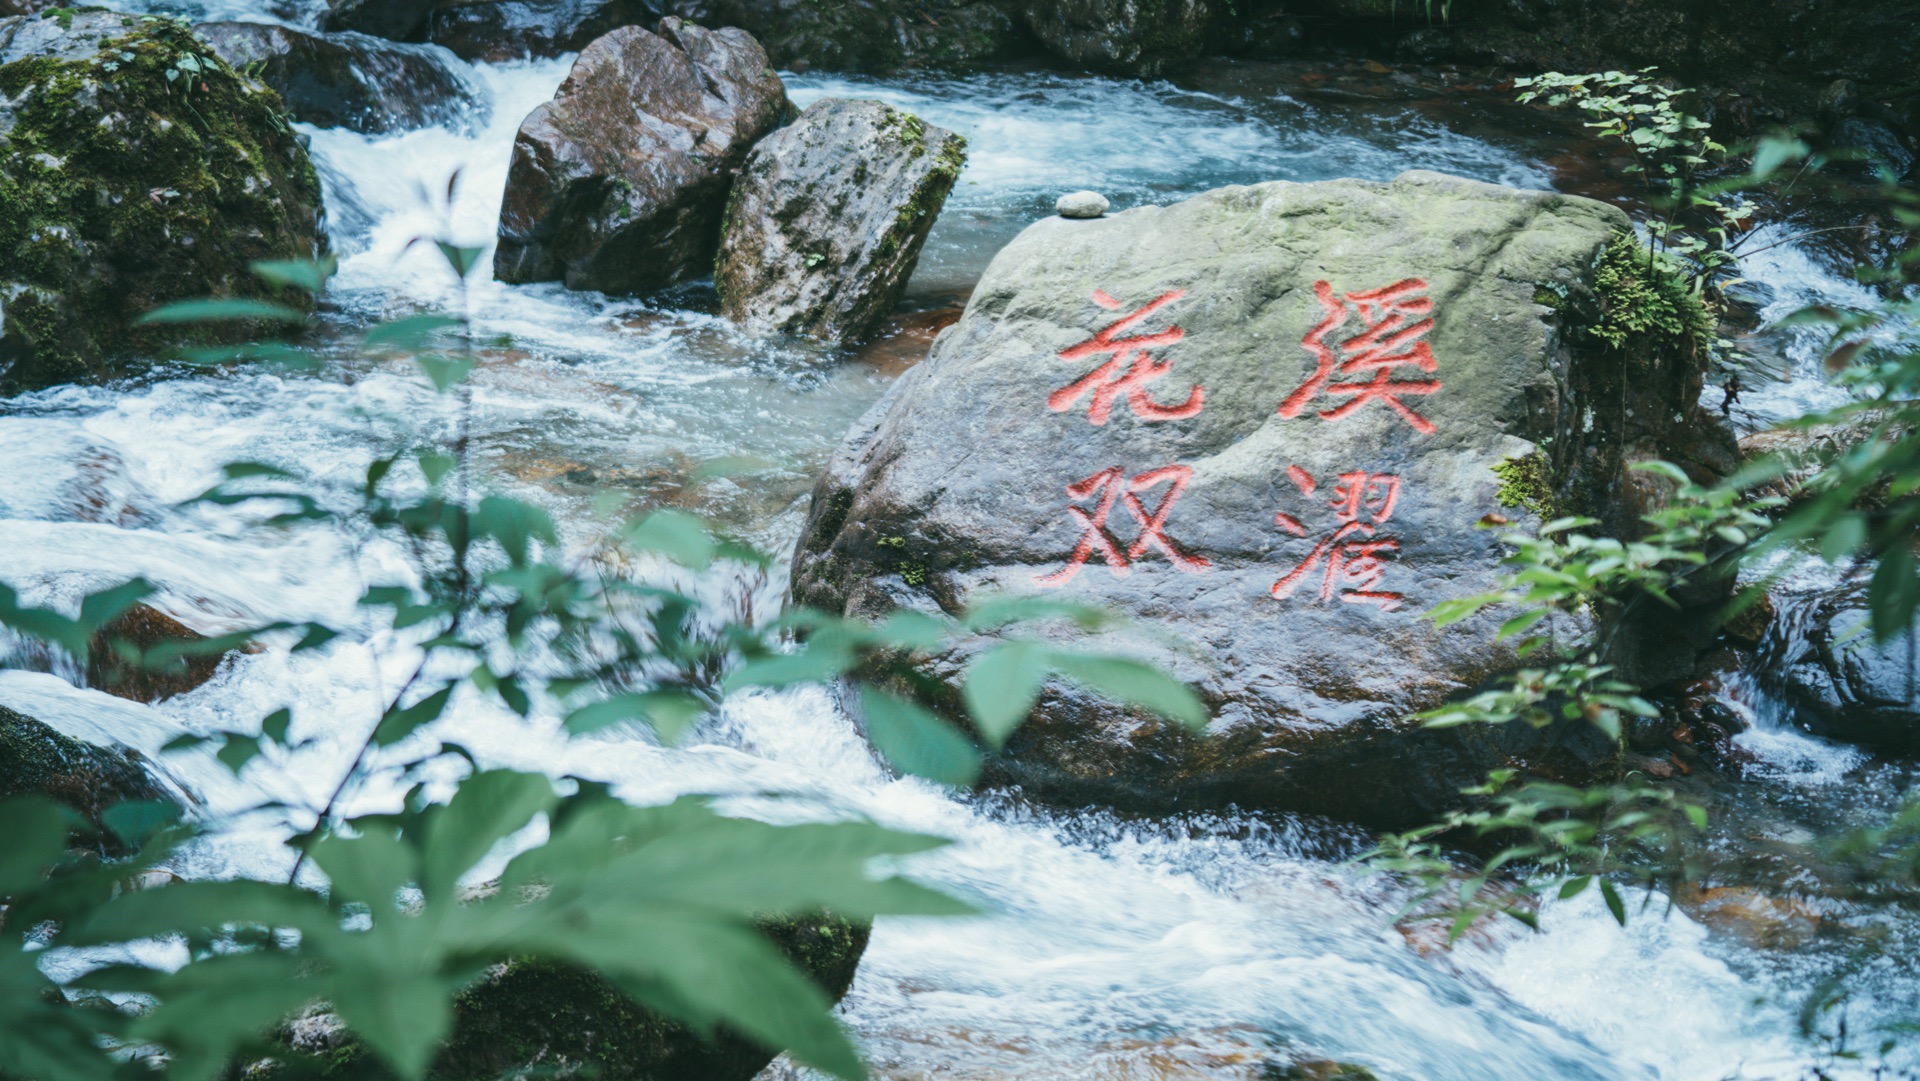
[3,7,1911,1079]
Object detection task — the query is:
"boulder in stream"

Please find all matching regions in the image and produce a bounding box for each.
[1018,0,1222,75]
[1767,582,1920,751]
[428,0,659,61]
[0,11,327,390]
[792,171,1733,827]
[0,703,177,852]
[494,18,788,295]
[198,21,487,134]
[322,0,437,41]
[716,98,965,342]
[658,0,1035,73]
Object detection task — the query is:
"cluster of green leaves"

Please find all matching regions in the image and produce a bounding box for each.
[1366,468,1775,937]
[0,239,1206,1081]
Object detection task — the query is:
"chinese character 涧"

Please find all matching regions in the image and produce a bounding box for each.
[1270,465,1405,610]
[1278,278,1441,435]
[1035,464,1211,586]
[1049,289,1206,426]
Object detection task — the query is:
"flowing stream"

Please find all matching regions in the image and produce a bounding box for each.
[4,6,1915,1078]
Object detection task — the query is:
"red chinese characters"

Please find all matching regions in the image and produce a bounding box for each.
[1049,289,1206,426]
[1278,278,1441,434]
[1270,465,1405,610]
[1034,465,1211,586]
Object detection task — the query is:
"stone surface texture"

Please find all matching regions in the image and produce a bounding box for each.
[716,98,965,342]
[1056,190,1110,218]
[792,171,1727,827]
[322,0,436,40]
[1019,0,1220,74]
[494,18,788,295]
[660,0,1036,73]
[0,704,176,851]
[0,12,326,390]
[428,0,658,61]
[198,21,487,134]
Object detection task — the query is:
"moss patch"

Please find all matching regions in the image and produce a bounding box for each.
[0,10,325,390]
[1588,231,1712,361]
[1493,451,1555,520]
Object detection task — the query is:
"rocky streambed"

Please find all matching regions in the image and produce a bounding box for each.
[0,2,1917,1079]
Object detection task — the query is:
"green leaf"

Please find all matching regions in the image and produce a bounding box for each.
[1558,875,1591,900]
[365,315,463,350]
[374,686,454,747]
[961,640,1047,748]
[1870,545,1919,643]
[137,298,308,326]
[0,798,71,896]
[251,256,338,294]
[419,770,555,900]
[416,354,476,393]
[857,687,980,787]
[435,242,486,279]
[1599,877,1627,926]
[217,733,262,775]
[331,973,459,1081]
[625,510,719,569]
[1047,653,1207,729]
[565,690,707,742]
[261,708,294,746]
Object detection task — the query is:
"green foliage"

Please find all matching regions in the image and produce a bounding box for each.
[1589,231,1714,358]
[1491,452,1555,521]
[0,233,1211,1080]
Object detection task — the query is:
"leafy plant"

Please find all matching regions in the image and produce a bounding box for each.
[0,224,1207,1080]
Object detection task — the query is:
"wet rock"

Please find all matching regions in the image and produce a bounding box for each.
[1056,190,1109,218]
[1828,116,1916,180]
[660,0,1035,73]
[286,914,867,1081]
[1767,582,1920,750]
[1018,0,1220,75]
[1738,415,1894,507]
[716,99,965,342]
[428,0,658,61]
[86,604,236,703]
[494,18,788,296]
[0,11,327,391]
[1675,885,1822,950]
[793,171,1720,827]
[198,21,487,134]
[0,703,175,852]
[322,0,436,40]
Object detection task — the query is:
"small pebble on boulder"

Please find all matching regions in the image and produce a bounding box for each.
[715,98,967,342]
[494,18,788,295]
[1056,190,1110,218]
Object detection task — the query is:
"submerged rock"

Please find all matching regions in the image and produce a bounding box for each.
[0,11,327,390]
[792,171,1727,827]
[659,0,1035,73]
[1018,0,1221,75]
[287,915,868,1080]
[198,21,486,134]
[716,98,965,342]
[429,0,658,61]
[0,703,175,851]
[494,18,788,295]
[86,604,235,703]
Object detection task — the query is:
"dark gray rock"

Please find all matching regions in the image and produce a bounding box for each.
[198,21,487,134]
[1768,583,1920,750]
[1018,0,1220,75]
[715,99,965,342]
[792,172,1717,827]
[0,704,176,852]
[428,0,659,61]
[494,18,788,295]
[322,0,436,40]
[1829,117,1916,180]
[660,0,1035,73]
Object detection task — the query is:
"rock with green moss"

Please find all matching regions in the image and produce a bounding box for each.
[716,98,966,342]
[282,914,870,1081]
[0,10,327,391]
[792,171,1729,828]
[493,18,788,296]
[0,703,176,851]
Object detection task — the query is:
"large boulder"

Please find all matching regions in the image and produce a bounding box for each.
[198,22,487,135]
[0,703,176,852]
[1018,0,1222,75]
[660,0,1035,73]
[321,0,437,41]
[791,171,1726,827]
[0,11,327,390]
[428,0,659,61]
[494,18,788,295]
[716,98,965,342]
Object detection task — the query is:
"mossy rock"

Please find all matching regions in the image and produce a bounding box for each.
[0,9,326,391]
[285,914,871,1081]
[0,703,175,852]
